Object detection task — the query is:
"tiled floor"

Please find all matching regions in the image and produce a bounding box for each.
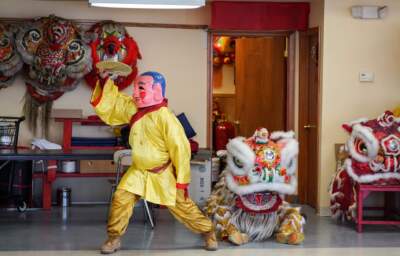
[0,205,399,254]
[1,248,400,256]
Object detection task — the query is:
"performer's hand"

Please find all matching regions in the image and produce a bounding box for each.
[99,69,119,81]
[99,69,110,79]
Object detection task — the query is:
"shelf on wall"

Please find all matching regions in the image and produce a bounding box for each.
[33,172,116,178]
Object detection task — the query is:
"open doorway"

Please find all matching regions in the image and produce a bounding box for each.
[210,33,295,152]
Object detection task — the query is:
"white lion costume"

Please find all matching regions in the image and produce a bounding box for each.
[204,128,305,245]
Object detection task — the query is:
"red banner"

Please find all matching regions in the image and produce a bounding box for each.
[211,1,310,31]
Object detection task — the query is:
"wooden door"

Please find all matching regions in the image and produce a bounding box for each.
[235,37,287,137]
[298,28,319,208]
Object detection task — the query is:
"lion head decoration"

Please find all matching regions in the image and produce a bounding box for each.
[0,23,23,89]
[330,111,400,221]
[85,21,141,90]
[205,128,305,245]
[16,15,92,135]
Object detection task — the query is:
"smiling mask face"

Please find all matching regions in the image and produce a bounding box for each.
[133,75,163,108]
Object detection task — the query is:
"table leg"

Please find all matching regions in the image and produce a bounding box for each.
[384,191,394,218]
[42,160,57,210]
[357,185,363,233]
[63,120,72,151]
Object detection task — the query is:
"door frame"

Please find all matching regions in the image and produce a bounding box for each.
[298,27,321,209]
[207,30,297,148]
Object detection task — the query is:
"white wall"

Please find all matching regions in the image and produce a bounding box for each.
[0,0,209,147]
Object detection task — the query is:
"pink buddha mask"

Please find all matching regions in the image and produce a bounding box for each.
[133,75,164,108]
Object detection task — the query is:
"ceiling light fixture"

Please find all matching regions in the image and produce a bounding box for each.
[88,0,205,9]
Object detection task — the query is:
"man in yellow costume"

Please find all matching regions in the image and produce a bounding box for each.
[91,71,217,254]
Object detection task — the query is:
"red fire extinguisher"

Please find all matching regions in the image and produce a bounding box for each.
[213,115,235,151]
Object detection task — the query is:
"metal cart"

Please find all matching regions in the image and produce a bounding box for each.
[0,116,27,212]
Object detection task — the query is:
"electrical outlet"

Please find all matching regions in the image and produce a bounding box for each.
[359,72,374,82]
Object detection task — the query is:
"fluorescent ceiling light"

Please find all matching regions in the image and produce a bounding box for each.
[89,0,205,9]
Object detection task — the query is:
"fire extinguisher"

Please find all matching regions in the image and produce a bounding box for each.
[213,115,235,151]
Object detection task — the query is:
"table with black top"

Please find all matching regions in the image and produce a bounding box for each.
[0,149,114,210]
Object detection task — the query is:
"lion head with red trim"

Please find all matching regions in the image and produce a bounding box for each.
[330,111,400,221]
[85,21,141,90]
[342,111,400,183]
[16,15,92,103]
[0,23,23,89]
[16,15,92,134]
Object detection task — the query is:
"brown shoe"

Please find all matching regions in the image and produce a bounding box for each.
[101,237,121,254]
[203,231,218,251]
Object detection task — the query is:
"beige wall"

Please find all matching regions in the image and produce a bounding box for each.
[0,0,209,147]
[319,0,400,213]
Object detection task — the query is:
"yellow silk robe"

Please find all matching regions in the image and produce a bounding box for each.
[91,79,191,206]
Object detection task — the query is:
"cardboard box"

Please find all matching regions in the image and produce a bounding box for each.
[51,108,83,119]
[189,159,211,206]
[79,160,115,173]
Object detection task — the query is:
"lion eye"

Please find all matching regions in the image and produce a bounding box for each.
[68,40,82,52]
[29,29,41,42]
[355,138,368,156]
[0,38,9,47]
[233,157,243,168]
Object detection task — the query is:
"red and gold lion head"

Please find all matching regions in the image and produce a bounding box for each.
[16,15,92,134]
[0,23,23,89]
[16,15,92,103]
[85,21,141,90]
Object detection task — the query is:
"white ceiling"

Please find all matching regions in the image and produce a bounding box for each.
[36,0,313,2]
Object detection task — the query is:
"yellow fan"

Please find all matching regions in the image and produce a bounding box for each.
[96,61,132,77]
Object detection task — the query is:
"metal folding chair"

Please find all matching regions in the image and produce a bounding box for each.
[110,149,155,228]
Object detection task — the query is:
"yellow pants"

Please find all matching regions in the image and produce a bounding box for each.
[107,189,213,238]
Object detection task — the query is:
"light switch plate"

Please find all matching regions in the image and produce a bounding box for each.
[359,72,374,82]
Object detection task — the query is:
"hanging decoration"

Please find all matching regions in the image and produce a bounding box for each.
[213,36,235,67]
[85,21,141,90]
[0,23,23,89]
[16,15,92,135]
